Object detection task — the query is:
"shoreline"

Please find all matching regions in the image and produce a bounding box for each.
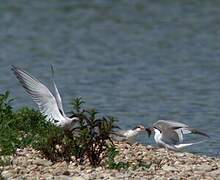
[1,142,220,179]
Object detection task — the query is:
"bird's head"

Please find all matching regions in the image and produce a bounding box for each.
[70,116,79,125]
[132,125,145,132]
[65,115,80,132]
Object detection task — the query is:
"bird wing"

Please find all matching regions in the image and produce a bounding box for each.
[173,128,183,143]
[161,128,180,145]
[50,65,65,117]
[155,120,188,128]
[153,120,186,145]
[11,66,66,126]
[183,127,210,138]
[173,126,209,145]
[110,130,127,141]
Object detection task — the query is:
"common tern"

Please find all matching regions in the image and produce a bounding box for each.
[111,125,145,144]
[11,65,79,131]
[145,120,209,151]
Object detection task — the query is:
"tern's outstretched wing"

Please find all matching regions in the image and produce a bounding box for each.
[182,127,209,138]
[155,120,188,128]
[11,65,66,126]
[174,127,210,144]
[50,65,65,117]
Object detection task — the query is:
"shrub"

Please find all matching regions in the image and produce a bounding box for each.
[0,91,19,155]
[0,92,118,166]
[0,91,13,120]
[34,97,118,166]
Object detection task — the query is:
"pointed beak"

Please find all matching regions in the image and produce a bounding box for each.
[145,127,153,137]
[140,126,146,131]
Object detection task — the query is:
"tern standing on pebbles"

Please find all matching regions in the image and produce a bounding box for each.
[145,120,209,151]
[11,65,79,131]
[111,125,145,144]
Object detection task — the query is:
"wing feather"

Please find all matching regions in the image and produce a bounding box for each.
[11,65,66,126]
[161,129,180,145]
[155,120,188,128]
[50,65,65,116]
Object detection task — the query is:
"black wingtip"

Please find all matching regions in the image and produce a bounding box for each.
[50,64,54,77]
[11,65,20,76]
[198,131,210,138]
[11,65,17,71]
[203,133,210,138]
[191,128,210,138]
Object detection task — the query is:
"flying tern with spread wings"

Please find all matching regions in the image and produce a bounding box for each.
[12,65,78,131]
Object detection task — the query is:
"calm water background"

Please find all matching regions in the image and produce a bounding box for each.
[0,0,220,156]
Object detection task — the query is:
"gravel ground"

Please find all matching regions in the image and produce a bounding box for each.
[1,142,220,179]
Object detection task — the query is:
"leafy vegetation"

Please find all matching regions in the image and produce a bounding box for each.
[0,91,21,155]
[70,98,119,165]
[106,145,153,170]
[106,145,129,170]
[0,91,118,166]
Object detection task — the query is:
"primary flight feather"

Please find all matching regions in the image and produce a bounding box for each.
[11,65,78,130]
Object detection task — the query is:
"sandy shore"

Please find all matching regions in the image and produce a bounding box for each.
[1,142,220,179]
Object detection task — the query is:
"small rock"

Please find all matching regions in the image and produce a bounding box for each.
[53,175,72,180]
[162,164,177,172]
[71,176,85,180]
[95,167,102,171]
[33,158,52,166]
[63,171,70,176]
[208,168,220,177]
[194,164,213,172]
[1,170,16,179]
[86,169,92,173]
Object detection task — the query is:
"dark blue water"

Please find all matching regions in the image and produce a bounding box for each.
[0,0,220,156]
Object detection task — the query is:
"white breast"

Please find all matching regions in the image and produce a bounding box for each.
[123,130,138,137]
[154,128,162,144]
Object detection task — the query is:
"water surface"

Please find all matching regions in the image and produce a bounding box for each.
[0,0,220,156]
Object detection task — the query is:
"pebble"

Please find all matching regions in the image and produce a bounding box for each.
[194,164,213,172]
[162,165,177,172]
[1,170,17,179]
[0,143,220,179]
[208,168,220,176]
[33,158,53,166]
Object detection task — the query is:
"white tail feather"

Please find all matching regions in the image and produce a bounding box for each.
[175,140,205,149]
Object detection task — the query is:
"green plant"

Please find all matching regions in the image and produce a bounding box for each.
[106,145,129,170]
[0,91,13,120]
[0,91,19,155]
[0,91,61,157]
[32,124,75,162]
[27,97,118,165]
[69,98,119,166]
[0,92,118,166]
[0,156,11,167]
[132,159,152,170]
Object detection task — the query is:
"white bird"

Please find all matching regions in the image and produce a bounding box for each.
[145,120,209,151]
[11,65,79,131]
[111,125,145,144]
